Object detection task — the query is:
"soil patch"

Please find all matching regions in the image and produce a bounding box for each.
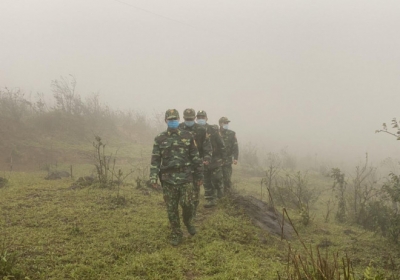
[230,192,293,239]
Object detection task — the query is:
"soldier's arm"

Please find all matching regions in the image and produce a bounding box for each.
[189,136,204,183]
[215,127,227,159]
[232,132,239,163]
[149,138,161,185]
[202,130,212,163]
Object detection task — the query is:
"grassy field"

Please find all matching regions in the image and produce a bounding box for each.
[1,167,400,279]
[1,172,286,279]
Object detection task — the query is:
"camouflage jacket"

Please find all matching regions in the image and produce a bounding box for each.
[205,123,226,169]
[150,128,204,185]
[220,128,239,165]
[178,122,212,163]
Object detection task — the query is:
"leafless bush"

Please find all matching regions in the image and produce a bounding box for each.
[0,87,32,122]
[268,171,318,225]
[348,154,380,225]
[51,75,84,115]
[261,152,281,204]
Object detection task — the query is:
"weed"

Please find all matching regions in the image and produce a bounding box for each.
[331,168,347,223]
[0,249,25,279]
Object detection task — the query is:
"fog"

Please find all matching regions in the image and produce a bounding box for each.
[1,0,400,167]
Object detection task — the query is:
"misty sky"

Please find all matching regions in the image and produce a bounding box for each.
[1,0,400,165]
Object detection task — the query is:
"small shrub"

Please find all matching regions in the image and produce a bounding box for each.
[267,171,317,226]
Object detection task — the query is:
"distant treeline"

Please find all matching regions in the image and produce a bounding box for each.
[0,76,163,147]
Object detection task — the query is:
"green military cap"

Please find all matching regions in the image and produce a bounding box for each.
[183,108,196,118]
[165,109,180,120]
[196,110,207,117]
[219,116,231,124]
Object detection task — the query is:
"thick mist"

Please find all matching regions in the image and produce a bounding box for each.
[1,0,400,167]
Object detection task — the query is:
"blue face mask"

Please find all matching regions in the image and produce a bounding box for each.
[222,124,229,130]
[197,119,206,125]
[185,121,195,127]
[167,120,179,129]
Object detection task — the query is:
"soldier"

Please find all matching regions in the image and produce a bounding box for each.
[179,108,212,218]
[196,110,226,207]
[219,117,239,192]
[150,109,204,246]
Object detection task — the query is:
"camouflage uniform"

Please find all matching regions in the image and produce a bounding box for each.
[197,110,226,206]
[179,108,212,216]
[219,117,239,192]
[150,109,204,245]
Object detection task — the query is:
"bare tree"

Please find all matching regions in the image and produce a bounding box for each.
[51,75,83,115]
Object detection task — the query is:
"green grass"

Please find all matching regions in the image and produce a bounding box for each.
[1,168,400,279]
[0,172,285,279]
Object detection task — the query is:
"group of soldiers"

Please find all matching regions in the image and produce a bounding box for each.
[149,108,239,246]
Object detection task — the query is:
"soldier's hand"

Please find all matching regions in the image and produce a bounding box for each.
[203,161,209,165]
[150,180,159,190]
[233,160,238,165]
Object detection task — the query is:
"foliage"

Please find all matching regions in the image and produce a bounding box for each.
[382,173,400,204]
[0,87,32,123]
[375,118,400,140]
[380,173,400,243]
[0,80,162,149]
[2,82,400,278]
[330,168,347,223]
[92,136,113,188]
[281,209,350,280]
[357,173,400,244]
[280,246,354,280]
[363,263,386,280]
[0,250,25,279]
[51,75,83,115]
[348,154,380,226]
[1,170,400,278]
[92,136,134,189]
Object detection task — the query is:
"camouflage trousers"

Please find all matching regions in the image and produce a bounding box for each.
[192,181,200,217]
[203,166,223,201]
[162,182,194,238]
[222,164,233,191]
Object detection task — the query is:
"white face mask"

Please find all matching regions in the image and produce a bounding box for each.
[197,119,207,125]
[222,124,229,130]
[184,120,195,127]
